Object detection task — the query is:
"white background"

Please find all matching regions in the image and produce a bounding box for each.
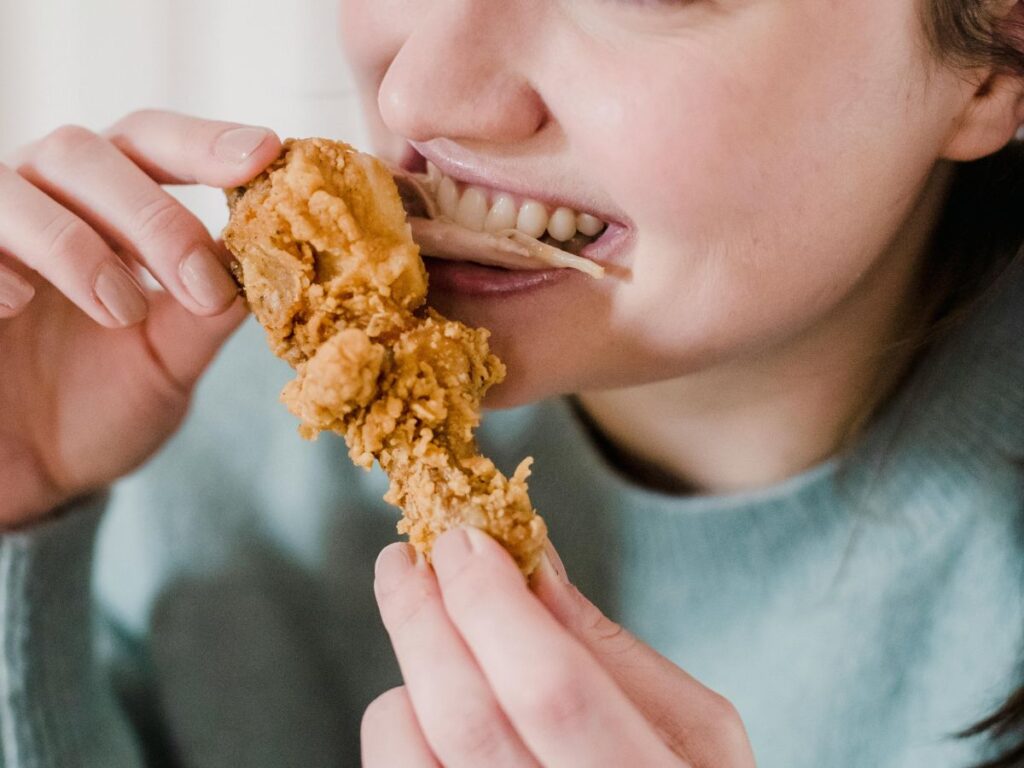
[0,0,369,227]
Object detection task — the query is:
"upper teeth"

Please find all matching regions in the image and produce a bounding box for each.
[427,161,607,243]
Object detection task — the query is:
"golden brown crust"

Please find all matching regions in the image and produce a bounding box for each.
[223,138,547,574]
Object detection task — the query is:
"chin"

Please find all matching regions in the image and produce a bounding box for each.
[459,311,652,410]
[424,272,592,404]
[479,358,561,410]
[477,334,567,411]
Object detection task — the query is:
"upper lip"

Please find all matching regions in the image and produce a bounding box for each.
[408,139,631,229]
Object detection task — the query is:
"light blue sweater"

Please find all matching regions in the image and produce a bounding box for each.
[1,257,1022,767]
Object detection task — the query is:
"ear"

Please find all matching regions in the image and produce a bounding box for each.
[941,72,1024,161]
[941,3,1024,161]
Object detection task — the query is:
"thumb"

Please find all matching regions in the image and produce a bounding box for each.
[532,542,755,767]
[144,288,248,389]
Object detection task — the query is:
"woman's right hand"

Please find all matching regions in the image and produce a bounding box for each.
[0,110,281,527]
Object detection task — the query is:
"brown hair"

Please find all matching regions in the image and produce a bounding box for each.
[922,2,1024,766]
[927,0,1024,71]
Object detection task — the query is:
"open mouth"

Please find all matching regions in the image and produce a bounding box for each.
[392,160,611,280]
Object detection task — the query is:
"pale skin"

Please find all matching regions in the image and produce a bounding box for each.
[343,0,1024,491]
[0,0,1021,765]
[0,113,281,523]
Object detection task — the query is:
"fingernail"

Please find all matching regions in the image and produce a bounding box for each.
[94,262,147,326]
[374,544,414,595]
[0,271,34,311]
[463,526,494,553]
[431,527,474,575]
[179,247,238,310]
[543,540,567,582]
[214,127,271,165]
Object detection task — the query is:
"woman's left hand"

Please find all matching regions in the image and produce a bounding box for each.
[364,527,757,767]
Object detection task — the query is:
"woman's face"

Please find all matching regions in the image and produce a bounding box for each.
[339,1,974,405]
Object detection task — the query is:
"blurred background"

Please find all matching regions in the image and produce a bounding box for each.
[0,0,369,228]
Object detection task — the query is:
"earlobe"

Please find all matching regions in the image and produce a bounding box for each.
[940,71,1024,161]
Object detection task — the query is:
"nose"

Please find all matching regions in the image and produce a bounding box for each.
[377,2,548,145]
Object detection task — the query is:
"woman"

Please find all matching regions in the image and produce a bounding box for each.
[0,1,1021,765]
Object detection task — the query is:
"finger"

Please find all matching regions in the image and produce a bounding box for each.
[532,544,755,768]
[0,163,146,328]
[361,686,440,768]
[18,126,237,316]
[431,529,681,768]
[105,109,281,187]
[0,262,35,318]
[142,290,248,389]
[374,543,540,768]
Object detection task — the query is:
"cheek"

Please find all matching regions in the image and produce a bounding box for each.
[564,5,952,354]
[338,0,419,88]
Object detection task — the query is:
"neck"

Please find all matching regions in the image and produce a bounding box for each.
[577,162,954,495]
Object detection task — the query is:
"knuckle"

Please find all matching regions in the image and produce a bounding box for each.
[105,110,161,146]
[182,118,215,151]
[41,214,96,266]
[129,195,193,246]
[579,600,636,655]
[0,162,17,193]
[39,124,99,165]
[429,706,506,762]
[361,687,408,737]
[121,108,161,127]
[521,663,591,732]
[707,692,741,727]
[705,694,750,750]
[654,691,751,766]
[719,717,750,751]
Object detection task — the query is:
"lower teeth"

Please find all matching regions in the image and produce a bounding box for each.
[541,232,595,256]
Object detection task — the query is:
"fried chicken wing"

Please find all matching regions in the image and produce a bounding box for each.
[223,139,547,574]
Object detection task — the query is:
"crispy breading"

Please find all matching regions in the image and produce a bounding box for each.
[223,138,547,574]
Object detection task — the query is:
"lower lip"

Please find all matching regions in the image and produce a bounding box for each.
[424,259,573,296]
[424,224,630,297]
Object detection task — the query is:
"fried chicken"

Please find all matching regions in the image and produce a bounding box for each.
[223,138,547,575]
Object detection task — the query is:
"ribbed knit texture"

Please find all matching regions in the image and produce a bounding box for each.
[1,259,1021,767]
[0,500,142,767]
